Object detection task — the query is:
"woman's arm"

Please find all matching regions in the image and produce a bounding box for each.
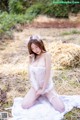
[36,52,52,95]
[42,52,51,91]
[28,54,34,76]
[28,54,39,91]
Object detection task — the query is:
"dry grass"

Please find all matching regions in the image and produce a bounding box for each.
[34,14,80,23]
[48,42,80,69]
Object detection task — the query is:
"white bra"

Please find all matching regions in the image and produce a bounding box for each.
[30,56,46,68]
[30,65,46,71]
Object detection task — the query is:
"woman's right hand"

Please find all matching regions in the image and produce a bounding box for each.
[29,54,35,63]
[29,54,34,59]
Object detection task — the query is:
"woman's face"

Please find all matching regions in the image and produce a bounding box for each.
[31,43,41,55]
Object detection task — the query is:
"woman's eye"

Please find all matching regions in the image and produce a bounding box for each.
[32,46,38,50]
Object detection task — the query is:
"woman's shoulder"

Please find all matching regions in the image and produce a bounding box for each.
[44,51,51,57]
[43,52,51,62]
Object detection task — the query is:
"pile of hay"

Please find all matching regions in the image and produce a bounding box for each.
[48,42,80,69]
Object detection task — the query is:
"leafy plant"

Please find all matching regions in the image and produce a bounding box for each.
[25,3,44,16]
[43,4,69,18]
[9,0,25,14]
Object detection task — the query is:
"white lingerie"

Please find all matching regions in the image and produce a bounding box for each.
[29,64,54,94]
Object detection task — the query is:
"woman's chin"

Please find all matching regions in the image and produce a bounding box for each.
[36,52,40,54]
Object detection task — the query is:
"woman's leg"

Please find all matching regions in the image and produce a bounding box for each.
[21,87,40,109]
[45,89,65,113]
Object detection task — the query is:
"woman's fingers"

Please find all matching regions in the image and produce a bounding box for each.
[36,89,43,96]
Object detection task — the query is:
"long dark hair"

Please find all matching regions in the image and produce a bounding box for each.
[27,35,47,59]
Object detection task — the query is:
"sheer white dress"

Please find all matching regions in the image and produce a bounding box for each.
[29,55,56,95]
[12,55,80,120]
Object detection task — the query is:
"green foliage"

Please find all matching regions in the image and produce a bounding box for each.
[64,108,80,120]
[69,4,80,14]
[25,3,44,16]
[43,4,69,18]
[0,12,15,31]
[25,1,70,18]
[0,0,80,16]
[0,0,8,12]
[9,0,24,14]
[8,0,31,14]
[0,11,37,38]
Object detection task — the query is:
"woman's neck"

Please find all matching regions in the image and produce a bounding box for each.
[35,51,46,60]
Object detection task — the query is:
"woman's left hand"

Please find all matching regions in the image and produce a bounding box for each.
[36,89,45,96]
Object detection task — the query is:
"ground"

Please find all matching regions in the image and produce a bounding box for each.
[0,17,80,120]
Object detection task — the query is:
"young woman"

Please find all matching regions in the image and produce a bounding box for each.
[21,35,65,113]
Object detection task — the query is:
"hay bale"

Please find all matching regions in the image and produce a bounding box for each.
[48,42,80,69]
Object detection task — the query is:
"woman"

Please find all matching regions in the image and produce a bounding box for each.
[21,35,65,113]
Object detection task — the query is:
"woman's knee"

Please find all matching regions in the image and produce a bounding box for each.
[21,102,32,109]
[21,101,28,109]
[55,98,65,113]
[58,105,65,113]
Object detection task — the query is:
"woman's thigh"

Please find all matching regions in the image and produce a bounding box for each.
[45,89,65,112]
[21,87,40,109]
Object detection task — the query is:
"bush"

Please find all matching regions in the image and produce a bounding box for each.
[0,1,8,12]
[0,12,31,38]
[9,0,30,14]
[43,4,69,18]
[25,3,44,16]
[69,4,80,14]
[0,10,38,38]
[0,12,16,31]
[9,0,23,14]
